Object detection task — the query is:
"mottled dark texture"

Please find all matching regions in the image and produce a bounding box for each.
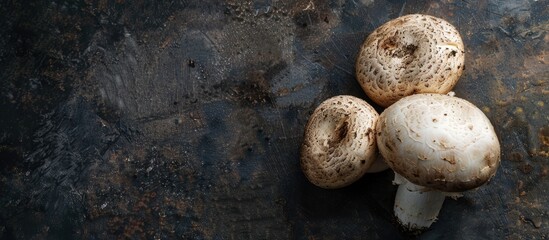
[0,0,548,239]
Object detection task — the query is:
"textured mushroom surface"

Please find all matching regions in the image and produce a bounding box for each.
[356,14,465,107]
[301,95,379,189]
[376,94,500,192]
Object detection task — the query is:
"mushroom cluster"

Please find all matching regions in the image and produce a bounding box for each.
[300,13,501,233]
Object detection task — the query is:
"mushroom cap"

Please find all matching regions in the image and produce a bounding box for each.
[356,14,465,107]
[376,94,500,192]
[301,95,379,189]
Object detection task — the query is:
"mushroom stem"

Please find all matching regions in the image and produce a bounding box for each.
[393,175,446,230]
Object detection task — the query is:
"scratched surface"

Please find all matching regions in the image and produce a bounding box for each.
[0,0,548,239]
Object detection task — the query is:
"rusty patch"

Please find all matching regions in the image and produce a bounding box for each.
[539,126,549,147]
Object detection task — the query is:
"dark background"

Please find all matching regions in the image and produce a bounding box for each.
[0,0,547,239]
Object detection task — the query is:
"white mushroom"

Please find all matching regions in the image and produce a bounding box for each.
[301,95,379,189]
[376,93,501,230]
[356,14,465,107]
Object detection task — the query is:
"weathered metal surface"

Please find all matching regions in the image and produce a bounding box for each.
[0,0,548,239]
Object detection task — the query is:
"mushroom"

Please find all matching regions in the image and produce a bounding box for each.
[375,93,501,230]
[356,14,465,107]
[301,95,379,188]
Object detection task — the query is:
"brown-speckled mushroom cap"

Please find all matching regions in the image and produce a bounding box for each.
[356,14,465,107]
[376,94,500,192]
[301,95,379,189]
